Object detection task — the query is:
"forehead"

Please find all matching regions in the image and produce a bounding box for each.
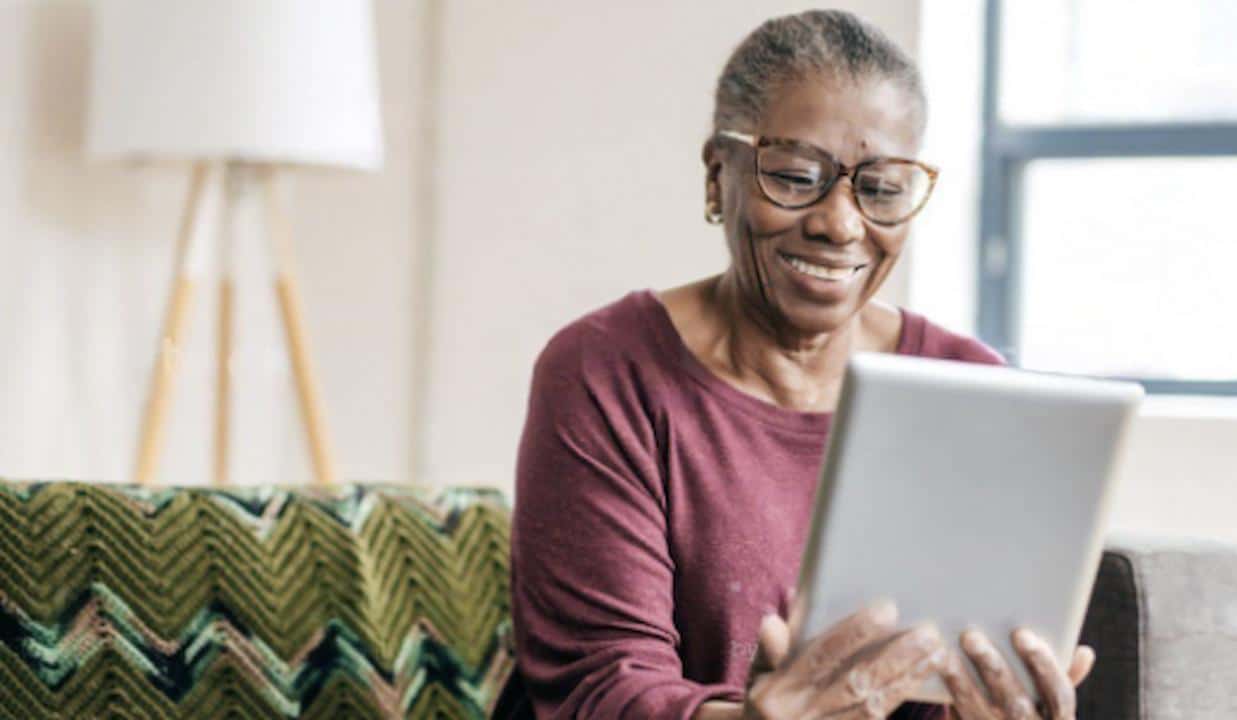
[755,74,921,163]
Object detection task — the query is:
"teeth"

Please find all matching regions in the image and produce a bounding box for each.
[784,254,859,280]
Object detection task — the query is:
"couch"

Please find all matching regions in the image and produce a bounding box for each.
[0,481,515,719]
[0,481,1233,718]
[1075,533,1237,719]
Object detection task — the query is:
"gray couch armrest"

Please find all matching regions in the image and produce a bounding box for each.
[1077,534,1237,720]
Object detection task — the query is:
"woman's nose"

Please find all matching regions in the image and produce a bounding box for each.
[802,184,864,245]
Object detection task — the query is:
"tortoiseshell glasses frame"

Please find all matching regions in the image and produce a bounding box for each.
[717,129,940,227]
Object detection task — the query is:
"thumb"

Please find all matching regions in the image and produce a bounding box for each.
[750,613,791,677]
[1069,645,1096,686]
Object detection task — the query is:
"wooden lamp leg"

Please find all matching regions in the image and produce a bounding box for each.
[214,163,238,486]
[261,166,338,487]
[134,161,212,486]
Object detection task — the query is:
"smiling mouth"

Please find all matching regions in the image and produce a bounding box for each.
[777,252,866,281]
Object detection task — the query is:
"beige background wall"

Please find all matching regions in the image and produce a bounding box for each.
[1,1,1232,541]
[0,0,425,485]
[420,0,917,493]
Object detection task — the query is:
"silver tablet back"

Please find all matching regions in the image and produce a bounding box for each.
[795,352,1143,703]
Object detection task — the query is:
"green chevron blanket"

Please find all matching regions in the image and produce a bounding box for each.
[0,481,515,719]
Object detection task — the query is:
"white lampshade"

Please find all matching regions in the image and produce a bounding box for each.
[88,0,384,171]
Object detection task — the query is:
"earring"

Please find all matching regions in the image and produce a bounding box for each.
[705,201,723,225]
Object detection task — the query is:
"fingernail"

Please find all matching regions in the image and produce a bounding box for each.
[871,598,897,623]
[912,622,942,647]
[1012,628,1034,652]
[961,629,985,654]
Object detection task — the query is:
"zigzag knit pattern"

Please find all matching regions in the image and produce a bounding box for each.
[0,481,515,719]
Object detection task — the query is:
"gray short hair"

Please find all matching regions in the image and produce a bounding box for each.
[712,10,926,136]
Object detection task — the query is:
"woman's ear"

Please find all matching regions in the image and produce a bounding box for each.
[702,138,724,205]
[701,137,725,173]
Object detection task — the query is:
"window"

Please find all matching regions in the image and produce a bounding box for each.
[978,0,1237,393]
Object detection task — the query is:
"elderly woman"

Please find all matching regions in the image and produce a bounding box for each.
[510,10,1093,720]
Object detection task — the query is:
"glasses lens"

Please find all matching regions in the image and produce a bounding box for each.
[854,161,933,224]
[756,145,836,208]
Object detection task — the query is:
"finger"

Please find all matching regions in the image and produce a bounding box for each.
[829,622,944,697]
[940,648,995,718]
[961,629,1037,720]
[793,599,898,683]
[746,614,792,701]
[1012,629,1074,720]
[1069,645,1096,687]
[852,636,948,720]
[751,614,792,675]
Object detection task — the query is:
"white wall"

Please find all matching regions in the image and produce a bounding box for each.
[0,0,426,485]
[421,0,920,493]
[1114,400,1237,543]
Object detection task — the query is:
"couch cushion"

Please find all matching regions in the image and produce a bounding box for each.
[0,481,516,719]
[1078,535,1237,720]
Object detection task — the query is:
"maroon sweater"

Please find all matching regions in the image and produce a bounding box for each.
[511,290,1004,719]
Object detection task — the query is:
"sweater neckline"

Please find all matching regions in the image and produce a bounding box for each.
[634,289,923,434]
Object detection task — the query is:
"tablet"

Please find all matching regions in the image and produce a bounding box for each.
[794,352,1143,704]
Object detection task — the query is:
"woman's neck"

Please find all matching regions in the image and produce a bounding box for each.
[702,272,859,412]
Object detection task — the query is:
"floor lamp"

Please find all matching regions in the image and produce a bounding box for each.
[87,1,384,486]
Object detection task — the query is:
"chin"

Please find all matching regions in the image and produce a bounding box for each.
[770,293,861,336]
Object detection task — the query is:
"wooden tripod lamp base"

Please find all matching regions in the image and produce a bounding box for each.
[133,161,338,488]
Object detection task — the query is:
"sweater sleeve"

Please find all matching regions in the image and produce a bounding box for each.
[510,325,745,719]
[914,312,1007,367]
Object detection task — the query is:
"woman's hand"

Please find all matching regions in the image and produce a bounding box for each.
[940,628,1095,720]
[741,600,946,720]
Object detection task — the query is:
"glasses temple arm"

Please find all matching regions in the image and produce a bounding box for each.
[716,130,757,146]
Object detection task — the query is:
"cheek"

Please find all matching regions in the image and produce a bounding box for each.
[724,196,797,266]
[743,199,798,238]
[724,172,797,240]
[871,228,909,263]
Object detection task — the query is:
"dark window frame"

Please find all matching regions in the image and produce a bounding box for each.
[977,0,1237,395]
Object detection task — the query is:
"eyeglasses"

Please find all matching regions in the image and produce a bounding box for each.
[717,130,939,227]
